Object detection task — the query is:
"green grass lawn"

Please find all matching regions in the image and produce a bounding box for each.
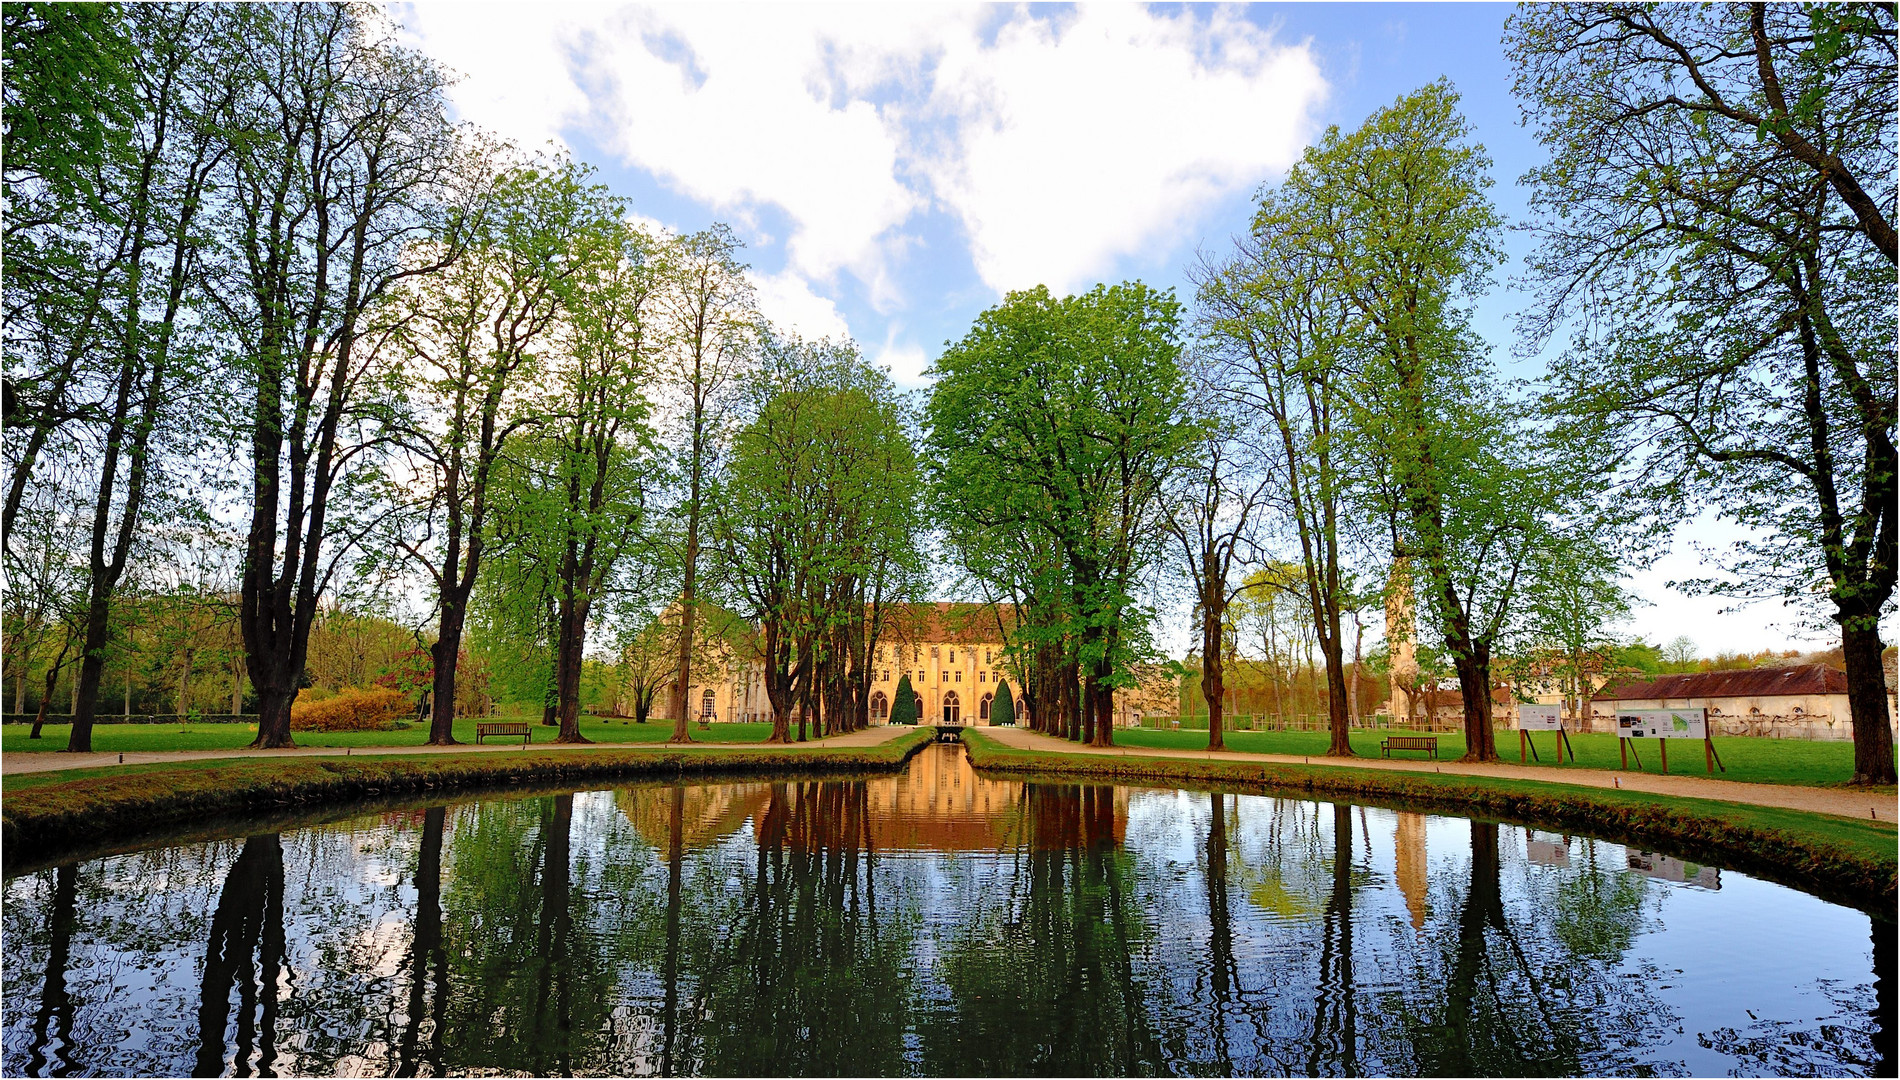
[1111,727,1888,789]
[2,716,781,754]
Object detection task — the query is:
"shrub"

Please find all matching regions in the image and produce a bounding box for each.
[992,680,1016,726]
[890,675,918,725]
[291,687,407,732]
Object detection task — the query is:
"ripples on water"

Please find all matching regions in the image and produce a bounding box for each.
[2,743,1891,1077]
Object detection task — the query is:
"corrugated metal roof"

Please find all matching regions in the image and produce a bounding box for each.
[1593,664,1848,702]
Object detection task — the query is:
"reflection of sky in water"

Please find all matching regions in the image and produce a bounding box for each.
[2,747,1887,1077]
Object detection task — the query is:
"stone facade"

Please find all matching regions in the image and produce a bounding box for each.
[1587,665,1873,741]
[678,601,1173,728]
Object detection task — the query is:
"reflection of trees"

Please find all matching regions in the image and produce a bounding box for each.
[394,806,447,1077]
[1375,821,1669,1076]
[679,780,913,1076]
[435,793,617,1074]
[920,782,1167,1076]
[1307,804,1359,1076]
[193,834,285,1078]
[22,864,78,1077]
[1549,838,1648,962]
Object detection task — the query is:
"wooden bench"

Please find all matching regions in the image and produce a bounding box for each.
[476,722,532,745]
[1381,734,1438,759]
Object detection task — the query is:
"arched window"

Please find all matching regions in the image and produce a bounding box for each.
[980,692,993,720]
[943,691,961,724]
[870,691,888,719]
[913,692,924,716]
[700,689,716,719]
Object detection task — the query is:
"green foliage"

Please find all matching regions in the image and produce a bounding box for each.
[990,680,1016,726]
[889,674,918,725]
[927,282,1194,725]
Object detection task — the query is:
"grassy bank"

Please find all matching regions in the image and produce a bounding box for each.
[965,730,1897,912]
[2,728,935,870]
[1113,727,1882,788]
[1,716,778,754]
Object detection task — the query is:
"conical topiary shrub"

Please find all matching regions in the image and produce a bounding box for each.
[890,674,919,725]
[991,680,1016,726]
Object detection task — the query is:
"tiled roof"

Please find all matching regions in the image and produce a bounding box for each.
[1592,664,1848,702]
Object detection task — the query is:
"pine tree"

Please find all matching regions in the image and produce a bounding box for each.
[890,674,918,725]
[991,680,1016,726]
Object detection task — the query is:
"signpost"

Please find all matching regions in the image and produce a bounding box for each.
[1516,704,1573,763]
[1614,708,1723,775]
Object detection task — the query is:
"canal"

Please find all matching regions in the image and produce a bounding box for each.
[3,743,1890,1076]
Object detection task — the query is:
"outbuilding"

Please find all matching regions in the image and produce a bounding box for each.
[1589,665,1855,740]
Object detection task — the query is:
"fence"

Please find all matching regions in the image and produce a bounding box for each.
[2,713,256,726]
[1135,713,1484,734]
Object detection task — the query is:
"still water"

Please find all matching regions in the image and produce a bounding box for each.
[3,744,1890,1077]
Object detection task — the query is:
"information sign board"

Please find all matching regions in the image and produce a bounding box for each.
[1615,708,1707,740]
[1517,704,1563,731]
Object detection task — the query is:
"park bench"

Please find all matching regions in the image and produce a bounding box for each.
[476,722,532,745]
[1380,734,1438,759]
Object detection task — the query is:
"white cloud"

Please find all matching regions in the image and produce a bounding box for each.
[399,3,1329,339]
[751,269,852,342]
[871,329,931,388]
[924,6,1326,293]
[398,2,594,154]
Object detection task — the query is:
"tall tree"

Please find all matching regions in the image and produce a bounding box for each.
[1274,82,1532,762]
[658,226,758,744]
[505,221,664,743]
[387,156,623,744]
[1196,198,1361,756]
[1508,4,1897,784]
[930,284,1193,747]
[213,4,462,748]
[62,4,228,752]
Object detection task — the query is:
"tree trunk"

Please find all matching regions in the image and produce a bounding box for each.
[553,595,590,744]
[427,597,467,745]
[1202,592,1226,752]
[1451,650,1497,762]
[1842,620,1896,785]
[1322,632,1352,757]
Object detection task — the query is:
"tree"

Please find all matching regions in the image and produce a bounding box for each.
[1508,4,1897,784]
[387,156,625,744]
[1269,81,1575,763]
[929,283,1194,747]
[1520,541,1634,726]
[59,4,227,753]
[1196,188,1363,756]
[716,338,920,742]
[506,220,666,743]
[1158,362,1271,752]
[889,673,918,726]
[1660,635,1699,672]
[214,4,462,748]
[990,679,1016,726]
[657,226,759,744]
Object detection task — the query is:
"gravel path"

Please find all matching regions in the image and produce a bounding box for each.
[1,724,913,777]
[981,727,1899,823]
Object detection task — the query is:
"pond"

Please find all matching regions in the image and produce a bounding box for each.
[3,743,1890,1077]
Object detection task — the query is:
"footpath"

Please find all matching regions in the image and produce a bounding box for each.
[1,724,912,778]
[981,727,1899,823]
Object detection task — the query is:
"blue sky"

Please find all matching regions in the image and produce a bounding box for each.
[395,2,1822,656]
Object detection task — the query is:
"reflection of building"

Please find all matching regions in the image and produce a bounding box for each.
[682,602,1172,727]
[615,783,773,850]
[1625,850,1720,891]
[1590,666,1875,741]
[1394,812,1428,931]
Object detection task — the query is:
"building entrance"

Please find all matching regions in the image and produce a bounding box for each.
[942,691,960,724]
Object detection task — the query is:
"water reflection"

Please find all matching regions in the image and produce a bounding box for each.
[0,744,1887,1077]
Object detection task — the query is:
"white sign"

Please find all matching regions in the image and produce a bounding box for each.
[1616,708,1708,740]
[1518,704,1564,731]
